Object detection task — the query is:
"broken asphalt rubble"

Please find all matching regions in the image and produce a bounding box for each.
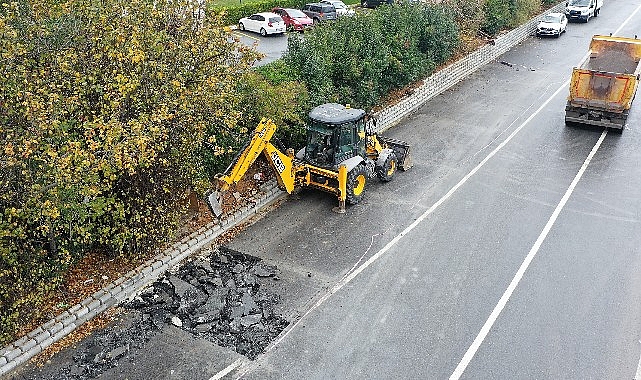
[12,247,288,380]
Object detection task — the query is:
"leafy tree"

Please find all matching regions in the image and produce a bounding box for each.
[285,3,459,111]
[0,0,259,344]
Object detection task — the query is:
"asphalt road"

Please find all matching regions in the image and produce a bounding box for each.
[226,1,641,379]
[6,1,641,379]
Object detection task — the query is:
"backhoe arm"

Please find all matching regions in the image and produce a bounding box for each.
[208,118,295,217]
[216,118,277,191]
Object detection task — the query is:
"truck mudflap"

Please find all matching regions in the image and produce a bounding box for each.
[565,102,628,130]
[378,136,413,171]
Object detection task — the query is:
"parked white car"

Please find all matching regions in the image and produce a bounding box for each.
[320,0,355,17]
[536,12,568,37]
[238,12,286,36]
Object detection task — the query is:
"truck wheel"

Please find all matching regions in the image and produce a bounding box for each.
[346,164,367,205]
[376,152,397,182]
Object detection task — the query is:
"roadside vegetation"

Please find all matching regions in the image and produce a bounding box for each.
[1,0,558,347]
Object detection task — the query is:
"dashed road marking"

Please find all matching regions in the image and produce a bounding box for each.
[636,346,641,380]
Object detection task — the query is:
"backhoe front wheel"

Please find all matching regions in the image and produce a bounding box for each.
[376,152,397,182]
[346,165,367,205]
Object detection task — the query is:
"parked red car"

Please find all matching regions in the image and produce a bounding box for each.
[272,8,314,32]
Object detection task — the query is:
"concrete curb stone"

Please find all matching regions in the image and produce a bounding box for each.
[0,4,565,375]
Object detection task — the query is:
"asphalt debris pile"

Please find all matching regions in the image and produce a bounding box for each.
[17,247,289,380]
[125,246,288,360]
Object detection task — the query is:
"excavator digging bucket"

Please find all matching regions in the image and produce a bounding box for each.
[207,190,224,219]
[379,136,413,171]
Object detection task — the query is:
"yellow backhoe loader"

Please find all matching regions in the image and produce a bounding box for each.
[208,103,412,215]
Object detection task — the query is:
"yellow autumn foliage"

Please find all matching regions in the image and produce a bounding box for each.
[0,0,261,345]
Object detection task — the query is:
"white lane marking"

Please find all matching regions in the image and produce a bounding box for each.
[613,1,641,36]
[448,5,641,379]
[238,7,641,376]
[237,55,574,380]
[636,349,641,380]
[210,358,246,380]
[449,130,607,380]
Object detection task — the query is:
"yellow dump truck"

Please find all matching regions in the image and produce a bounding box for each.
[565,35,641,131]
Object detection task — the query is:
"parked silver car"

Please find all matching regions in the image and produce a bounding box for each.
[301,3,337,24]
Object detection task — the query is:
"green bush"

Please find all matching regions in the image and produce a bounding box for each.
[284,3,460,111]
[0,0,259,345]
[481,0,543,36]
[481,0,512,35]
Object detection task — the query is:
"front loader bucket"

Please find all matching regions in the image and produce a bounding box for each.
[379,136,413,171]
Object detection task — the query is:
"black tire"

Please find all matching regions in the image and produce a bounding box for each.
[313,18,320,25]
[594,8,598,17]
[260,28,267,36]
[376,152,397,182]
[361,0,369,7]
[346,165,367,205]
[239,23,245,31]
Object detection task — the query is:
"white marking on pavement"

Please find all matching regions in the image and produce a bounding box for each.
[449,130,607,379]
[613,1,641,36]
[449,4,641,378]
[237,53,574,380]
[210,358,247,380]
[236,6,641,375]
[636,348,641,380]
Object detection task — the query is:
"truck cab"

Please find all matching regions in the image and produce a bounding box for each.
[565,0,602,22]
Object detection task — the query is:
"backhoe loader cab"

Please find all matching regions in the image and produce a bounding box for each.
[208,103,412,216]
[304,103,367,169]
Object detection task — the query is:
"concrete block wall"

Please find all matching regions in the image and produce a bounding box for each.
[0,2,566,376]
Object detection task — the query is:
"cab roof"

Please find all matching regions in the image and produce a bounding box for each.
[308,103,366,126]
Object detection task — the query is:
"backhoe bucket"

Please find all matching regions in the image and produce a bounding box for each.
[379,136,413,171]
[207,190,224,218]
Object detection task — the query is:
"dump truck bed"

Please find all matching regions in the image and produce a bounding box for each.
[583,36,641,74]
[565,35,641,130]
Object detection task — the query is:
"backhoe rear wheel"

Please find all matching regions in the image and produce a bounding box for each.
[346,164,367,205]
[376,152,397,182]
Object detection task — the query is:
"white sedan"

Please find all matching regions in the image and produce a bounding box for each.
[536,12,568,38]
[239,12,286,36]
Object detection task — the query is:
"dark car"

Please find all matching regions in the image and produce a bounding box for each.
[360,0,392,8]
[301,3,337,24]
[272,7,314,32]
